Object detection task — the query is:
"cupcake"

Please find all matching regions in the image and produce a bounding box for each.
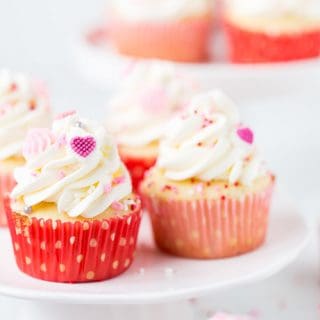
[6,112,142,283]
[0,70,50,227]
[140,90,275,259]
[224,0,320,63]
[108,0,214,62]
[106,61,197,191]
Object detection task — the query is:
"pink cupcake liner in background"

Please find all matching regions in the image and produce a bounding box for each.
[141,183,274,259]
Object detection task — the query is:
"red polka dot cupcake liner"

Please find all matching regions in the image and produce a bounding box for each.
[224,20,320,63]
[141,183,274,259]
[5,198,142,283]
[0,172,16,227]
[109,16,213,62]
[120,153,156,192]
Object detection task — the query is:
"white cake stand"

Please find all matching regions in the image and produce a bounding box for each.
[0,189,310,320]
[72,26,320,91]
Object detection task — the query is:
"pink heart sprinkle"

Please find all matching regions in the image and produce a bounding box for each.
[237,127,254,144]
[70,136,96,158]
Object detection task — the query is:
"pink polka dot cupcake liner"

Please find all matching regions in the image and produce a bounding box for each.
[5,198,142,283]
[141,183,274,259]
[109,16,213,62]
[0,173,16,227]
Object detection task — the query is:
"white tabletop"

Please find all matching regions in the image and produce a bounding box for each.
[0,0,319,319]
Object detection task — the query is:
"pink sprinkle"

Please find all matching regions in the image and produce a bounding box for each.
[104,183,112,194]
[113,176,125,185]
[31,171,38,177]
[55,110,76,120]
[161,185,178,194]
[202,117,213,128]
[195,183,204,194]
[57,134,67,147]
[237,127,254,144]
[111,201,124,211]
[58,171,65,179]
[70,136,96,158]
[0,104,11,116]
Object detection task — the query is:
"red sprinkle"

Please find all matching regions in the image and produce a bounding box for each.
[221,195,226,201]
[234,181,240,187]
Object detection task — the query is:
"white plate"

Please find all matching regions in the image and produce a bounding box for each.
[73,26,320,90]
[0,189,310,305]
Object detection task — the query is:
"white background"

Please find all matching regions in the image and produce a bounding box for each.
[0,0,319,319]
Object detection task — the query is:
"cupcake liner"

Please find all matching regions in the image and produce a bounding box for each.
[0,172,16,227]
[120,153,156,192]
[5,198,142,283]
[109,16,213,62]
[224,20,320,63]
[141,183,274,259]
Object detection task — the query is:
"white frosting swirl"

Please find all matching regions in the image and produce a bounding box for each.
[110,0,214,22]
[226,0,320,19]
[0,70,50,160]
[12,113,132,218]
[157,91,265,186]
[106,62,197,148]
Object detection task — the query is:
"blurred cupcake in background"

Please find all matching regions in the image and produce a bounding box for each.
[108,0,215,62]
[106,61,198,191]
[140,90,275,259]
[0,70,50,227]
[7,112,141,283]
[224,0,320,63]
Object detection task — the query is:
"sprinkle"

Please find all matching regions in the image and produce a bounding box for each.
[221,195,226,201]
[113,176,125,185]
[111,201,124,211]
[197,142,203,147]
[202,117,213,128]
[104,183,112,194]
[195,183,204,194]
[237,127,254,144]
[234,181,240,187]
[10,83,17,91]
[55,110,76,120]
[161,185,178,194]
[75,121,84,128]
[70,136,96,158]
[123,199,136,211]
[23,206,32,214]
[58,171,65,179]
[57,134,67,147]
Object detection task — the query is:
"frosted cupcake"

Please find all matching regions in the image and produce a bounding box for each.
[108,0,214,62]
[6,112,141,283]
[224,0,320,63]
[140,91,275,259]
[106,61,197,191]
[0,70,50,226]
